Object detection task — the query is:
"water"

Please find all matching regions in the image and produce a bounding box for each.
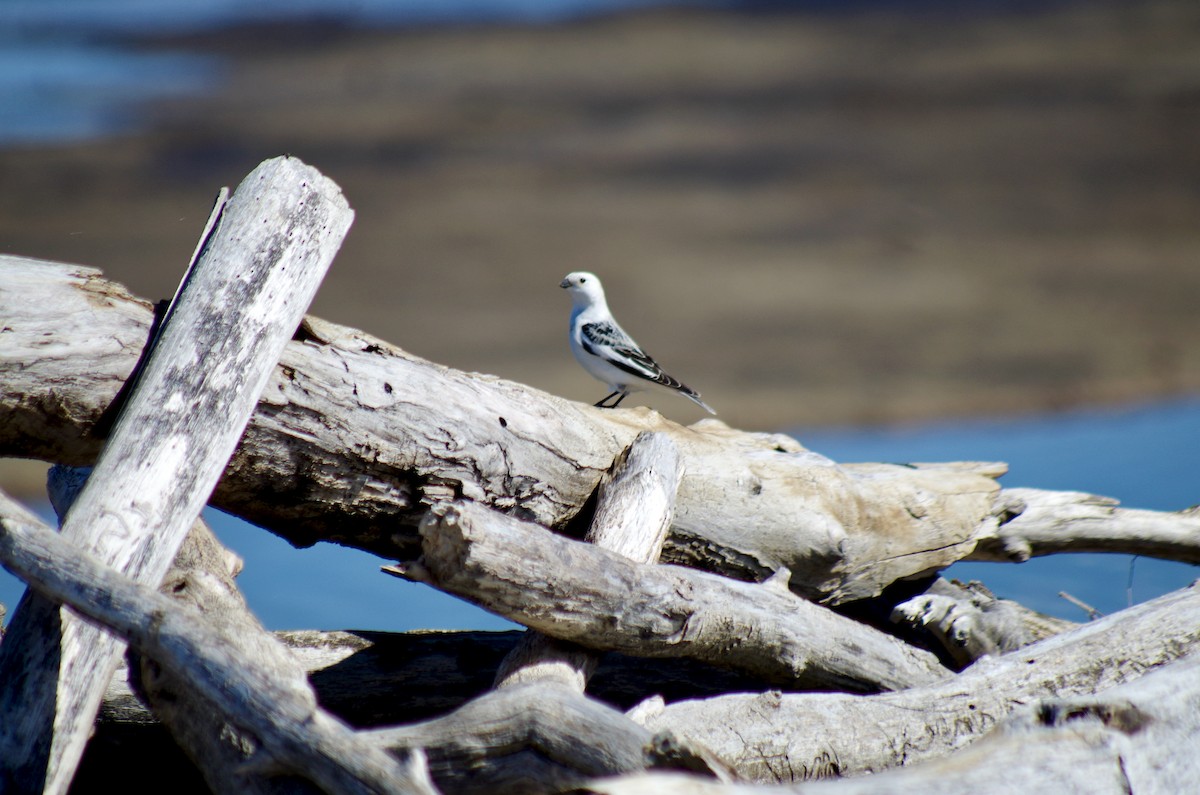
[0,42,216,145]
[2,398,1197,631]
[0,0,684,144]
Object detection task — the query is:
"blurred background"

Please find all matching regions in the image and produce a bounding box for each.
[1,0,1198,629]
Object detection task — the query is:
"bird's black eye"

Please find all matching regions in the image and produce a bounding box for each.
[580,277,587,283]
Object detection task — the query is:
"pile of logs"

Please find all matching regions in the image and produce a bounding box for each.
[0,157,1197,793]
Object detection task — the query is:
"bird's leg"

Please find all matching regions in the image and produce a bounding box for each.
[609,391,629,408]
[594,390,622,408]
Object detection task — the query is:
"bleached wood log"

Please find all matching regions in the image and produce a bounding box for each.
[47,463,287,793]
[0,157,354,793]
[493,430,682,690]
[6,262,1199,607]
[102,499,315,790]
[972,487,1200,563]
[626,580,1200,782]
[0,494,437,795]
[394,500,950,692]
[0,258,1002,604]
[372,432,733,793]
[585,652,1200,795]
[38,464,731,795]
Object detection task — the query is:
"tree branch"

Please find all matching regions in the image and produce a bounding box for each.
[584,652,1200,794]
[627,580,1200,782]
[493,430,682,690]
[394,500,950,692]
[975,487,1200,563]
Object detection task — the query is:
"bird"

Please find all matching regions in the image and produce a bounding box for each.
[560,271,716,414]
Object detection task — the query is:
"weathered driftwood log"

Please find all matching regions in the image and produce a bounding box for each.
[44,461,334,794]
[970,486,1200,563]
[0,494,437,795]
[493,430,681,691]
[37,445,728,794]
[394,500,950,692]
[0,157,354,794]
[586,652,1200,794]
[378,431,734,794]
[625,580,1200,782]
[0,256,989,604]
[890,578,1076,666]
[46,464,288,794]
[49,468,309,795]
[5,260,1199,609]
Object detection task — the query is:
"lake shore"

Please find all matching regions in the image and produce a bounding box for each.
[2,2,1199,494]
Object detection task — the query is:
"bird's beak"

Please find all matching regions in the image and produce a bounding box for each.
[560,278,571,289]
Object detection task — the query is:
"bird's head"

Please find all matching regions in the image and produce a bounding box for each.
[560,271,607,307]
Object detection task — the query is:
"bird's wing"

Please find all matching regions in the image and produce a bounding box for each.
[581,321,688,390]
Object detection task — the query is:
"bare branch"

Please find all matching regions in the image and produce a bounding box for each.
[630,581,1200,782]
[585,653,1200,794]
[397,500,950,692]
[494,430,682,690]
[976,487,1200,563]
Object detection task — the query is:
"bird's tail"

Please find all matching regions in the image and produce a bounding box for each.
[682,388,717,415]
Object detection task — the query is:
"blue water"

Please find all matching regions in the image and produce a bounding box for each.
[0,42,216,145]
[2,398,1197,631]
[0,0,684,144]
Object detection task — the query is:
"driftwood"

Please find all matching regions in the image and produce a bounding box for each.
[2,157,1198,793]
[93,629,770,731]
[587,652,1200,794]
[625,580,1200,782]
[973,487,1200,563]
[890,578,1076,666]
[0,492,436,795]
[4,259,1198,607]
[491,430,682,691]
[374,430,736,793]
[0,156,354,794]
[396,500,949,692]
[2,448,729,794]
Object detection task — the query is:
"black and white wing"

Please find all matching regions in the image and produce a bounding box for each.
[581,320,688,391]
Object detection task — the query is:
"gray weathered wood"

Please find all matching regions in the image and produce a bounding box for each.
[0,156,353,793]
[973,486,1200,563]
[628,580,1200,782]
[7,262,1199,608]
[585,652,1200,794]
[0,493,437,795]
[47,464,286,793]
[493,430,682,690]
[0,260,1008,604]
[890,578,1076,666]
[586,431,683,563]
[368,683,692,795]
[372,681,735,795]
[395,500,950,692]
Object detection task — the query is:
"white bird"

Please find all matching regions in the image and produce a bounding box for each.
[560,271,716,414]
